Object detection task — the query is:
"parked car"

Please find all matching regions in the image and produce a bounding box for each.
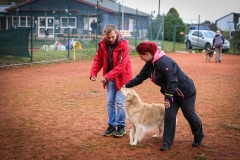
[184,30,230,52]
[229,29,240,39]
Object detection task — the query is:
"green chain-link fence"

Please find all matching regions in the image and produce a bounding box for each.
[0,0,239,67]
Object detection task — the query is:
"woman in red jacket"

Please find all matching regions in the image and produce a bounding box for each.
[90,24,132,137]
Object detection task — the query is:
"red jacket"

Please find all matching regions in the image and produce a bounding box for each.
[90,34,132,90]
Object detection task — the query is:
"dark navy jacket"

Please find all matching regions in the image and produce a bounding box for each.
[125,52,196,101]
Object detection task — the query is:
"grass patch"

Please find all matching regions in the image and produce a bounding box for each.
[196,154,208,160]
[0,48,97,67]
[0,37,202,67]
[128,38,188,52]
[1,37,238,67]
[220,123,240,130]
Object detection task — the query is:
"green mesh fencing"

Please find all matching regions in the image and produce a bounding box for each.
[0,28,30,57]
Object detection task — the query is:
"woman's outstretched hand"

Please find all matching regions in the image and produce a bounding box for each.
[164,100,170,108]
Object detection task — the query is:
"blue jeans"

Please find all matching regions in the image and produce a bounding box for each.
[106,80,126,127]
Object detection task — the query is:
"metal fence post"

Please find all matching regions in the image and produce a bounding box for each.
[162,14,164,50]
[68,0,70,59]
[173,25,176,51]
[134,8,138,48]
[150,21,153,41]
[53,11,55,41]
[197,15,200,51]
[96,1,99,52]
[16,6,17,29]
[30,0,33,62]
[44,7,46,52]
[234,22,236,53]
[150,11,155,41]
[118,3,121,31]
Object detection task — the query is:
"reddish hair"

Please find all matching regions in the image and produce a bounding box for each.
[136,42,158,55]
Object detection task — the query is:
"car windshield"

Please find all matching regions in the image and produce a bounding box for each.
[204,31,215,38]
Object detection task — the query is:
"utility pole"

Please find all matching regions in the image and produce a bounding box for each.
[122,0,124,30]
[158,0,160,15]
[11,2,18,28]
[96,0,99,52]
[118,2,121,31]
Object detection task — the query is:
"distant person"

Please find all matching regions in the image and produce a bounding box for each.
[89,24,132,137]
[90,19,97,34]
[65,39,73,50]
[45,29,49,37]
[212,30,225,63]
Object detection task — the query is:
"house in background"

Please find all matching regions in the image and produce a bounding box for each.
[215,12,240,31]
[3,0,150,39]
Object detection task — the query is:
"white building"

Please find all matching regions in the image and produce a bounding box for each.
[215,12,240,31]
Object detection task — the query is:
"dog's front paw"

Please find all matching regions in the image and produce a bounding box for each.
[130,141,137,145]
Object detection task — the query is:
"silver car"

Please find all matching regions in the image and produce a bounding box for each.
[185,30,230,52]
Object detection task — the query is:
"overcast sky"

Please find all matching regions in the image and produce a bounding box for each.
[116,0,240,23]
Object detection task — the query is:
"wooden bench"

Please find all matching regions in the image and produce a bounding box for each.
[119,30,132,37]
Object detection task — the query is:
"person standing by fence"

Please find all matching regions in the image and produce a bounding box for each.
[90,19,97,34]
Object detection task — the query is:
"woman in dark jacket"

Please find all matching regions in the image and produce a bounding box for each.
[125,41,204,151]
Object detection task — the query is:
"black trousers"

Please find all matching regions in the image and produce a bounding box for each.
[163,93,204,145]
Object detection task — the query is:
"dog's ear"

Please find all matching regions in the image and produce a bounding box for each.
[129,90,140,103]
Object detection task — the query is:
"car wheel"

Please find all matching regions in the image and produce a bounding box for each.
[205,43,211,51]
[186,41,192,49]
[222,49,228,53]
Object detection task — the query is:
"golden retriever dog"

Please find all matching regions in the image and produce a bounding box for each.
[121,87,165,146]
[202,48,214,62]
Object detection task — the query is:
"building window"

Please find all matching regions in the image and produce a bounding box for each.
[12,16,18,27]
[61,17,76,28]
[12,16,33,27]
[129,19,134,32]
[20,17,26,26]
[27,17,32,26]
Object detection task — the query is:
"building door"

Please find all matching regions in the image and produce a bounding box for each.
[0,17,7,29]
[38,17,54,38]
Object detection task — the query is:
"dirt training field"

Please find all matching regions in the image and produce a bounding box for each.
[0,53,240,160]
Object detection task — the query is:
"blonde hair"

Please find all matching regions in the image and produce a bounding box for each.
[103,24,117,35]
